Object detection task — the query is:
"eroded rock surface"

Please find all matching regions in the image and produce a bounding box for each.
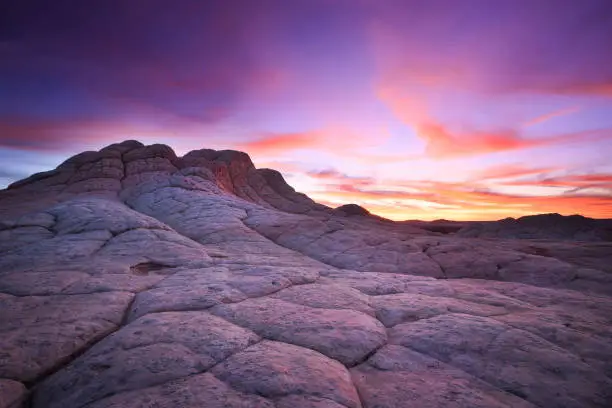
[1,141,611,408]
[0,379,26,408]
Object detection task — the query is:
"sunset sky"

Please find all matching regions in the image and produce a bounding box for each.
[1,0,612,220]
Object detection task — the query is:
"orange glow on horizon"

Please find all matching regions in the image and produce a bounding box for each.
[300,172,612,221]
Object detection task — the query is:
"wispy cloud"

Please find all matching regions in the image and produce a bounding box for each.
[306,169,375,187]
[504,173,612,192]
[469,164,560,182]
[237,131,325,156]
[377,85,611,158]
[524,106,580,127]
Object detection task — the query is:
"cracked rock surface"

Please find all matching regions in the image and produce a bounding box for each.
[1,140,611,408]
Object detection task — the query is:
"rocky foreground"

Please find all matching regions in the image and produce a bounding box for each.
[1,140,611,408]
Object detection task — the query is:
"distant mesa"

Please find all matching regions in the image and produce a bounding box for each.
[457,212,612,241]
[401,213,612,241]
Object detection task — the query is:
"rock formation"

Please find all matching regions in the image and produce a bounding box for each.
[456,213,612,241]
[1,140,611,408]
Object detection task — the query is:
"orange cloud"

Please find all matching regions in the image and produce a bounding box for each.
[237,131,325,155]
[320,184,438,202]
[303,175,612,221]
[237,129,415,165]
[419,123,612,159]
[377,85,611,158]
[419,123,528,158]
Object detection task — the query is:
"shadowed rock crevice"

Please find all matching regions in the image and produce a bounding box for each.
[129,262,173,276]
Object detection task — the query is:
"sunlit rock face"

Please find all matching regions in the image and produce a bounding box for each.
[1,141,611,408]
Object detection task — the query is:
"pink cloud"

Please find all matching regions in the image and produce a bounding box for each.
[524,106,580,127]
[236,132,325,156]
[504,173,612,191]
[469,164,559,182]
[377,85,611,158]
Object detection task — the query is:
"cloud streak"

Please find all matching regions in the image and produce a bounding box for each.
[469,164,560,182]
[421,126,610,158]
[378,85,611,158]
[524,106,581,127]
[237,132,326,156]
[504,173,612,193]
[306,169,375,187]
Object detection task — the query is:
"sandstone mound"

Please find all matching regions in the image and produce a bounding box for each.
[1,141,611,408]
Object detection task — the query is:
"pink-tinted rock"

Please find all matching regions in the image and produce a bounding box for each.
[85,373,274,408]
[1,141,611,408]
[0,291,133,382]
[211,297,387,365]
[210,341,361,408]
[372,292,510,327]
[351,345,535,408]
[271,283,375,316]
[31,312,259,408]
[389,314,612,408]
[0,379,27,408]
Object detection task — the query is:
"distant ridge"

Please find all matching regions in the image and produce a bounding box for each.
[3,141,610,243]
[456,213,612,242]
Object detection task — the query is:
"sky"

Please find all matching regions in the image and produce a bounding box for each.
[1,0,612,220]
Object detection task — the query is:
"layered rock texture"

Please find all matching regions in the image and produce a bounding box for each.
[1,140,611,408]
